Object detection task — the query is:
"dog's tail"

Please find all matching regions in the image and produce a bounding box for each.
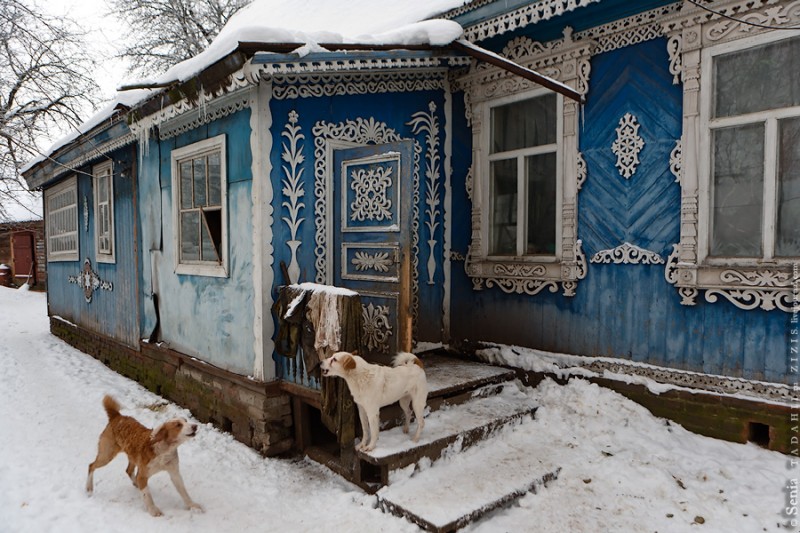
[102,395,122,420]
[393,352,424,369]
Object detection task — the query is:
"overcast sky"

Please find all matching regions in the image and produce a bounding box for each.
[46,0,129,101]
[7,0,128,221]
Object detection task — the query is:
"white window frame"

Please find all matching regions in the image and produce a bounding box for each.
[665,1,798,312]
[171,134,228,277]
[485,89,563,262]
[458,31,590,297]
[698,30,800,266]
[93,160,115,263]
[45,175,79,262]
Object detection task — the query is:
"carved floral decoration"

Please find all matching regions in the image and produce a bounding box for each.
[362,302,392,353]
[352,251,393,273]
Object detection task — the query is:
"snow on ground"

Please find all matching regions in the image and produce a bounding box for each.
[0,285,791,532]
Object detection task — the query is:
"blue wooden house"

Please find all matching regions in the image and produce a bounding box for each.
[23,0,796,468]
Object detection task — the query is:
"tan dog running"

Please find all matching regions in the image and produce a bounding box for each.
[320,351,427,452]
[86,395,203,516]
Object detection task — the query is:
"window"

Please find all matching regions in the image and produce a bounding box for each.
[459,33,589,297]
[665,4,797,311]
[171,135,227,277]
[45,176,79,261]
[93,161,115,263]
[707,35,800,260]
[489,93,558,257]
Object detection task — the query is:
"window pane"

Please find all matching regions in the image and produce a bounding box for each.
[180,211,200,261]
[193,156,207,208]
[491,93,557,153]
[710,124,764,257]
[526,153,557,255]
[490,159,518,255]
[208,152,221,206]
[200,209,222,263]
[180,161,193,209]
[98,175,108,203]
[777,117,800,257]
[714,37,800,118]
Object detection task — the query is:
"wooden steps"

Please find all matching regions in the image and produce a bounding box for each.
[357,382,539,486]
[376,431,561,533]
[301,353,561,531]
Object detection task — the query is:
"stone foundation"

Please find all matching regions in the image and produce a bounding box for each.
[51,316,294,456]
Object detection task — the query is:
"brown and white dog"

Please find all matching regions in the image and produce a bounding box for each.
[320,351,427,452]
[86,395,203,516]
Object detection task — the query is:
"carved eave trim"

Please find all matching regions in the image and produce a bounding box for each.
[253,54,470,77]
[271,70,448,100]
[158,89,253,140]
[57,133,136,176]
[129,63,259,140]
[461,0,603,42]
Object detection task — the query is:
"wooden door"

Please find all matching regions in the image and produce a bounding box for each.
[333,141,413,364]
[12,232,34,284]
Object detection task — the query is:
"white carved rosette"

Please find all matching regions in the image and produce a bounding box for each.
[349,165,394,222]
[611,113,644,179]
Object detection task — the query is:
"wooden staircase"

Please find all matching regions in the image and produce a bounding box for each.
[303,352,562,532]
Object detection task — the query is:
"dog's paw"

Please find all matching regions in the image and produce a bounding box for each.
[149,508,164,518]
[402,425,409,434]
[188,502,205,513]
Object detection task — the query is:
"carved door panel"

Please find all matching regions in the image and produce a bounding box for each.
[333,141,413,365]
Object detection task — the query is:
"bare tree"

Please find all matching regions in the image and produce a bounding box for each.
[0,0,99,221]
[110,0,252,78]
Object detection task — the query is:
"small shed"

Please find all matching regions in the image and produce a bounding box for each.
[0,220,46,288]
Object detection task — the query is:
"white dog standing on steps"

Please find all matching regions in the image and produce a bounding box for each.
[320,351,428,452]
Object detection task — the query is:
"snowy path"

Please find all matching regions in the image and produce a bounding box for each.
[0,286,791,532]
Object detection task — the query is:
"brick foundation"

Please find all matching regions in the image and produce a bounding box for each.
[51,316,294,456]
[519,370,795,455]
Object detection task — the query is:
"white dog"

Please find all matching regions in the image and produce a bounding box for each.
[320,351,427,452]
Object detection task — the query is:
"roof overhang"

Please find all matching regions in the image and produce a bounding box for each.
[22,111,134,190]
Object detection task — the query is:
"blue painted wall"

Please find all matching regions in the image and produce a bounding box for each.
[137,109,256,375]
[46,144,140,348]
[269,88,449,372]
[449,38,789,384]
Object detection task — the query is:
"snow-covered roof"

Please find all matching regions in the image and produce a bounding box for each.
[22,0,468,175]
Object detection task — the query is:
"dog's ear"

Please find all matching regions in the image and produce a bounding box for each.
[342,353,356,371]
[152,424,169,444]
[351,350,359,356]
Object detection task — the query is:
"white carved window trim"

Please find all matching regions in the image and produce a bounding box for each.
[457,30,590,297]
[93,160,115,264]
[698,30,800,267]
[171,134,228,278]
[45,175,79,262]
[664,2,799,312]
